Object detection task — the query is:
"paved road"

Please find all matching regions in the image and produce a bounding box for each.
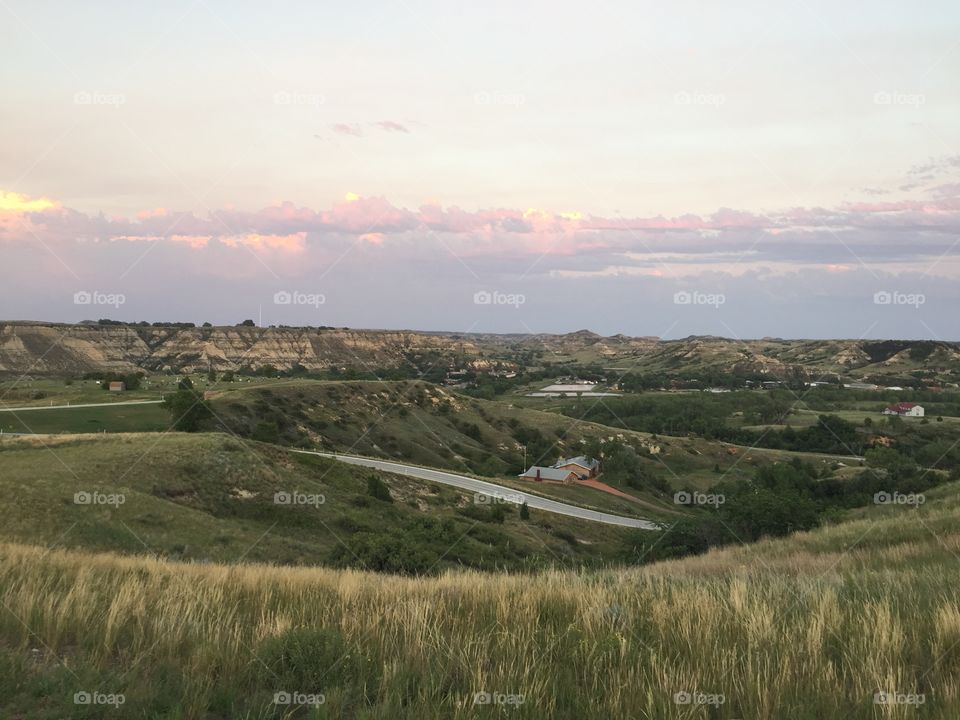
[293,450,660,530]
[0,400,163,412]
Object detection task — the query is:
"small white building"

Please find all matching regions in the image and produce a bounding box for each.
[882,402,924,417]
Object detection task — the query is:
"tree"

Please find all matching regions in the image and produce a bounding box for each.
[207,369,217,383]
[865,447,917,478]
[162,389,212,432]
[239,319,256,327]
[178,376,194,390]
[519,501,530,520]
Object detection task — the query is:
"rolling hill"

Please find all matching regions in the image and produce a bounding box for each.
[0,471,957,717]
[0,433,637,572]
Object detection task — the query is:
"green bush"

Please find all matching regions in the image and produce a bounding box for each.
[366,474,393,502]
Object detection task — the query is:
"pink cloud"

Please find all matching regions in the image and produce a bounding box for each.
[2,169,960,278]
[331,123,363,137]
[359,232,385,245]
[375,120,409,133]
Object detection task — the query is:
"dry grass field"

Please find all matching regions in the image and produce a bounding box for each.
[2,482,959,718]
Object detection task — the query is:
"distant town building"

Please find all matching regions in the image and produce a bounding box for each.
[882,402,924,417]
[108,381,126,392]
[845,382,880,390]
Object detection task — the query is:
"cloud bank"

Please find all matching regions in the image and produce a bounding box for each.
[2,161,959,339]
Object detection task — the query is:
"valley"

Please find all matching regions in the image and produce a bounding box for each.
[1,324,958,718]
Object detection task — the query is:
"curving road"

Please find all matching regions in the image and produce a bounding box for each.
[293,450,660,530]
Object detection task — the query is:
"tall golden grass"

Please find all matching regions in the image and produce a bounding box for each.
[2,497,960,720]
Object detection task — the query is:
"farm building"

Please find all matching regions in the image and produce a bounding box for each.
[519,455,601,484]
[518,466,581,483]
[108,381,126,392]
[553,455,600,479]
[882,402,924,417]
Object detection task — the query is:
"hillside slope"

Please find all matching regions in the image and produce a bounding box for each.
[206,379,866,495]
[0,433,633,571]
[0,479,957,717]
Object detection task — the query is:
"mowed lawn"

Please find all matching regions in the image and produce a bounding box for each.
[0,402,170,434]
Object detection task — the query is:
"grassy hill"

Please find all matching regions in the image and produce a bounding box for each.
[207,379,870,493]
[0,433,640,573]
[0,478,957,717]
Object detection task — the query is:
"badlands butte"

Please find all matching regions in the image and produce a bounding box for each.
[1,321,959,381]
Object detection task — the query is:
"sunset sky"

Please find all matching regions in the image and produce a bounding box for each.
[1,0,959,338]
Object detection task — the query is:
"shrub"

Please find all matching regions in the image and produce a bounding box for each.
[256,627,358,691]
[366,474,393,502]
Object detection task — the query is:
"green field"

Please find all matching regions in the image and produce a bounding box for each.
[0,402,170,434]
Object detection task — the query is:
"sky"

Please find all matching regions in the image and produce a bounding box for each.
[1,0,959,339]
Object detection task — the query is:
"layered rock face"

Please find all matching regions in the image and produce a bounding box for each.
[0,324,483,374]
[1,322,957,378]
